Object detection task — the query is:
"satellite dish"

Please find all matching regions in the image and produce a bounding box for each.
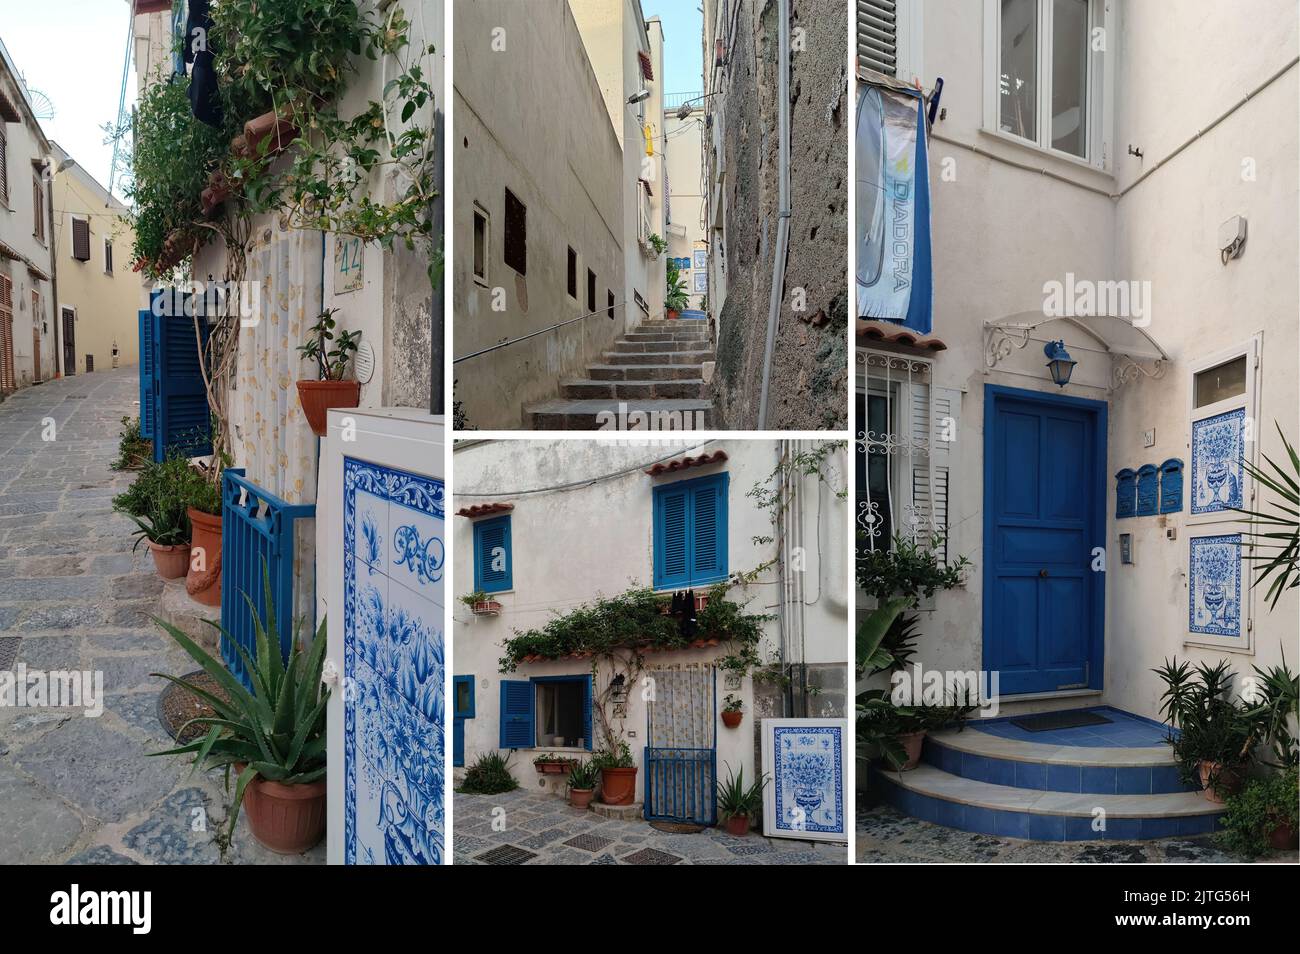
[26,87,55,121]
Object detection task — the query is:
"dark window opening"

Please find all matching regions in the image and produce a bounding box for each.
[567,247,577,298]
[503,188,527,275]
[607,290,615,320]
[587,269,596,314]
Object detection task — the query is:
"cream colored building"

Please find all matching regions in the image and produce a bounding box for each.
[664,105,706,311]
[49,142,138,376]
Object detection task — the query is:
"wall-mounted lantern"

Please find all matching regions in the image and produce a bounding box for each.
[1044,340,1077,387]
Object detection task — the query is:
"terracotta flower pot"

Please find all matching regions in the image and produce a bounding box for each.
[570,788,595,809]
[724,813,750,836]
[186,507,223,607]
[721,710,743,728]
[536,761,573,775]
[1198,760,1244,803]
[296,380,361,436]
[1267,819,1299,850]
[242,110,299,158]
[897,730,926,771]
[599,766,637,806]
[148,540,191,580]
[241,772,327,854]
[472,600,502,617]
[667,309,680,320]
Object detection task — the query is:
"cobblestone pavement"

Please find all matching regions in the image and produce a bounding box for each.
[454,789,846,864]
[856,804,1298,864]
[0,369,322,865]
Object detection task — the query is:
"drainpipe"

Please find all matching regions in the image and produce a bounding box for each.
[756,0,791,429]
[45,162,60,378]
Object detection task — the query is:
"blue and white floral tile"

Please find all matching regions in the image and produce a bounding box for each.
[770,724,844,836]
[388,502,445,602]
[1189,533,1243,637]
[1191,408,1245,515]
[351,489,390,576]
[387,576,445,724]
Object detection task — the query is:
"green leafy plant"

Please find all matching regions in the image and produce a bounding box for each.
[589,740,634,770]
[857,534,969,672]
[567,760,600,791]
[665,260,689,312]
[113,454,217,548]
[532,752,577,765]
[1244,653,1299,769]
[1234,423,1299,609]
[148,569,328,842]
[647,233,668,256]
[459,590,489,609]
[459,751,519,795]
[1217,766,1299,859]
[716,763,767,820]
[722,694,744,713]
[1153,658,1264,793]
[111,416,152,471]
[298,308,362,381]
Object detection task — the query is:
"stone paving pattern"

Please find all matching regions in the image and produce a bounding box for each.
[857,804,1299,864]
[0,369,322,865]
[454,789,846,864]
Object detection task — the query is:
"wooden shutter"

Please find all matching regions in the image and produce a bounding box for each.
[72,218,91,261]
[691,478,725,581]
[474,515,512,592]
[858,0,898,76]
[654,484,690,588]
[498,680,534,748]
[581,676,593,751]
[0,128,8,207]
[0,275,14,391]
[138,305,155,439]
[152,305,213,461]
[32,178,43,242]
[654,473,729,588]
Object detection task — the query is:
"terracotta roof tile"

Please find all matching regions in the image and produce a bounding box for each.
[644,450,728,476]
[455,502,515,518]
[856,319,947,352]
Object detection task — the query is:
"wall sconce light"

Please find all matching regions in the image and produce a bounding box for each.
[1044,339,1077,388]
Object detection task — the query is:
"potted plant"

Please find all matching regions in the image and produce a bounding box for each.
[591,740,637,806]
[149,571,328,854]
[460,590,501,617]
[665,261,688,319]
[185,473,225,608]
[296,308,363,437]
[113,456,196,579]
[567,760,599,809]
[716,763,767,836]
[721,694,744,728]
[1218,766,1299,857]
[533,753,577,776]
[111,416,152,471]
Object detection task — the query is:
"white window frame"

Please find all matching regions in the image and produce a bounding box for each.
[103,236,114,274]
[1183,334,1261,653]
[981,0,1113,171]
[471,202,490,287]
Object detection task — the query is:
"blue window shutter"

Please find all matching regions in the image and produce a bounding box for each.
[654,485,690,589]
[499,679,533,748]
[691,475,728,584]
[453,718,465,767]
[138,307,155,441]
[582,675,593,751]
[474,515,512,593]
[153,303,212,462]
[452,676,474,768]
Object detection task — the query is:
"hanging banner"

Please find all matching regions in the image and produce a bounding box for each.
[856,83,933,334]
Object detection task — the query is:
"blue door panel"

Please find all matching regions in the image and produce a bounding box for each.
[983,386,1105,695]
[138,308,155,441]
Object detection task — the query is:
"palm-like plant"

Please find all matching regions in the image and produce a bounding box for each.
[149,570,329,841]
[716,763,767,820]
[1235,423,1299,609]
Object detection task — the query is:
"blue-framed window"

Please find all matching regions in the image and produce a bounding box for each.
[453,676,475,768]
[652,472,729,589]
[499,675,592,750]
[472,514,512,593]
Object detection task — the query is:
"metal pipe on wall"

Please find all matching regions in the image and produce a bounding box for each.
[757,0,792,428]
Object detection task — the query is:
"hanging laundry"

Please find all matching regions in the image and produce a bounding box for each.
[186,0,224,128]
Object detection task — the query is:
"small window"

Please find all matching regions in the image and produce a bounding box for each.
[32,177,45,243]
[1193,355,1247,408]
[653,472,729,589]
[71,217,91,262]
[0,127,8,206]
[857,391,895,547]
[503,187,527,275]
[104,238,114,274]
[567,247,577,299]
[472,204,488,284]
[607,289,615,320]
[472,514,512,593]
[999,0,1039,143]
[587,269,596,314]
[534,678,590,749]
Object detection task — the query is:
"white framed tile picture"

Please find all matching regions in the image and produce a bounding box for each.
[1187,532,1250,651]
[761,718,847,842]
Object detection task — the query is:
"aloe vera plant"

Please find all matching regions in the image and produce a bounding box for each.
[149,570,329,841]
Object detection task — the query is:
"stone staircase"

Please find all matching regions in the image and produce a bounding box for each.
[873,708,1225,841]
[525,319,715,429]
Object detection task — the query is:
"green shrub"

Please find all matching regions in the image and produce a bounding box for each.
[113,454,215,548]
[111,416,152,471]
[460,752,519,795]
[1218,766,1299,859]
[567,760,600,790]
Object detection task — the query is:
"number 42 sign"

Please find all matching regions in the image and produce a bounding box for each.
[334,236,364,293]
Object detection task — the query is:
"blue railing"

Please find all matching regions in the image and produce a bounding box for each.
[643,747,717,825]
[220,469,316,691]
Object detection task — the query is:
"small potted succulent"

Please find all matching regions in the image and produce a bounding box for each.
[717,763,767,836]
[533,752,578,776]
[721,694,744,729]
[567,760,599,809]
[460,590,501,617]
[296,308,363,437]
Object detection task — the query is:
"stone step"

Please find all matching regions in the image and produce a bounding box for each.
[613,339,708,354]
[622,331,709,343]
[561,378,706,400]
[924,728,1193,795]
[587,363,701,382]
[639,320,707,330]
[874,764,1224,841]
[155,578,222,654]
[602,350,713,366]
[526,398,713,430]
[590,801,644,820]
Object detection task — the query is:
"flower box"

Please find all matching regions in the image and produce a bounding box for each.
[534,759,577,775]
[472,600,501,617]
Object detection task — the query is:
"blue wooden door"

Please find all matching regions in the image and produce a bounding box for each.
[453,675,474,767]
[983,386,1105,695]
[151,301,212,462]
[138,308,155,441]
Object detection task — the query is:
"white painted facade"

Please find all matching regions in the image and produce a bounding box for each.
[452,438,848,801]
[856,0,1300,721]
[664,106,707,311]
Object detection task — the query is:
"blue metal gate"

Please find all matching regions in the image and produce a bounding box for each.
[644,665,717,825]
[220,468,315,691]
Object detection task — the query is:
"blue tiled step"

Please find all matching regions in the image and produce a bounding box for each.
[875,764,1224,842]
[925,729,1195,795]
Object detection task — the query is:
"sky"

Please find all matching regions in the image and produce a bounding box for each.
[2,0,138,199]
[640,0,706,96]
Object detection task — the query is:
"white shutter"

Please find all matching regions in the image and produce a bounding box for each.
[907,384,961,562]
[858,1,899,76]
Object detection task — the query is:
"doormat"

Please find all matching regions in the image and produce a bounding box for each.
[1010,710,1112,732]
[157,670,230,744]
[0,637,20,670]
[648,821,705,835]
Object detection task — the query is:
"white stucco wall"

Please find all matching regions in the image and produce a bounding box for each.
[665,108,706,310]
[452,438,848,799]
